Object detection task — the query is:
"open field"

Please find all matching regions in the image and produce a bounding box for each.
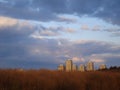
[0,69,120,90]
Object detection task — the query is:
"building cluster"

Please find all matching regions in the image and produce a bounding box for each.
[58,60,106,72]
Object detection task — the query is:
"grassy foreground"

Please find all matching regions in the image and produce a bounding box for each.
[0,69,120,90]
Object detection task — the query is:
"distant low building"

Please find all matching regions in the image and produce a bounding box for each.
[58,64,65,71]
[78,64,85,72]
[99,64,107,70]
[86,62,94,71]
[72,64,77,71]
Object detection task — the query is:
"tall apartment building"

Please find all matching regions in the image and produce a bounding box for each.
[65,60,73,71]
[58,64,65,71]
[86,62,94,71]
[78,64,85,72]
[99,64,106,70]
[72,64,77,71]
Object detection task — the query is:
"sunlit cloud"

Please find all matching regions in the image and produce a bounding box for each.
[0,16,18,28]
[72,57,85,63]
[0,16,34,31]
[91,58,105,63]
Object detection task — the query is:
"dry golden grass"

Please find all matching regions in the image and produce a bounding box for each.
[0,69,120,90]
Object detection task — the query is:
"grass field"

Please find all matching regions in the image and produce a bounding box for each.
[0,69,120,90]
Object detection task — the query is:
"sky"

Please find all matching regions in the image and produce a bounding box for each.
[0,0,120,69]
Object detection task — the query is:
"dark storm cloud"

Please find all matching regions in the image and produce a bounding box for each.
[68,0,120,24]
[0,24,64,67]
[0,22,61,69]
[0,0,120,24]
[69,0,103,14]
[0,22,34,43]
[0,28,30,43]
[0,0,67,21]
[32,0,67,13]
[93,0,120,24]
[0,59,57,69]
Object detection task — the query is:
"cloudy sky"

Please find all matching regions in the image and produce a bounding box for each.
[0,0,120,69]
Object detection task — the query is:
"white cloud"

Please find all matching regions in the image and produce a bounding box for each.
[81,24,89,30]
[90,59,105,63]
[92,25,101,31]
[30,34,44,39]
[40,30,57,36]
[64,28,76,33]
